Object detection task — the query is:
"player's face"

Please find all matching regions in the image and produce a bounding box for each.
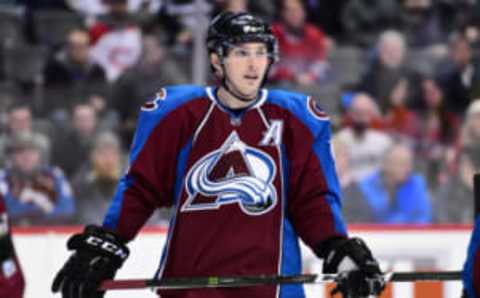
[223,42,270,100]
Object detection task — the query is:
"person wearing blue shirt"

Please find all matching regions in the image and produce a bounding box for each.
[358,143,432,223]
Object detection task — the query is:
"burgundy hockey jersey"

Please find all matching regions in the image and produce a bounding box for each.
[0,194,25,298]
[103,85,347,298]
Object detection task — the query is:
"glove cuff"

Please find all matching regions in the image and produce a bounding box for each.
[319,237,381,274]
[313,236,348,259]
[0,235,14,262]
[68,225,130,267]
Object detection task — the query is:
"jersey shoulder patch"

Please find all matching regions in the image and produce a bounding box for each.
[306,96,329,121]
[141,84,207,113]
[267,88,330,121]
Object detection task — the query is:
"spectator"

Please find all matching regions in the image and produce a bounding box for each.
[51,104,99,178]
[270,0,330,86]
[72,131,126,224]
[382,78,419,139]
[358,30,421,112]
[449,99,480,174]
[342,0,404,47]
[415,77,460,187]
[0,132,75,225]
[435,148,479,223]
[436,33,480,115]
[111,34,188,146]
[332,138,372,223]
[89,0,143,82]
[334,93,393,182]
[461,99,480,149]
[358,143,432,224]
[0,104,51,166]
[43,28,108,116]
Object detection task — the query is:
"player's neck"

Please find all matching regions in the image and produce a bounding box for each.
[217,85,257,110]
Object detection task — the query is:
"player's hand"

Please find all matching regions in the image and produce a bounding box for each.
[322,237,385,297]
[51,225,129,298]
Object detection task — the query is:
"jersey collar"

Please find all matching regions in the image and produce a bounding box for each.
[205,86,268,113]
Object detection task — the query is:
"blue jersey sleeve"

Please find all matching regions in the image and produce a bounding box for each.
[464,216,480,298]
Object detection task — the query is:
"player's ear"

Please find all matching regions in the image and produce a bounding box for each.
[210,53,223,76]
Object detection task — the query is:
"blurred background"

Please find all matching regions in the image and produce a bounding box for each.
[1,0,480,226]
[1,0,479,297]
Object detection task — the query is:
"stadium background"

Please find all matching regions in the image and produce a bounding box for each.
[0,0,479,297]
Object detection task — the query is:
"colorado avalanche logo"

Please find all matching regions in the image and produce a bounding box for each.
[181,132,277,216]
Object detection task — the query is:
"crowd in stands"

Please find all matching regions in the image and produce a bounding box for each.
[0,0,480,226]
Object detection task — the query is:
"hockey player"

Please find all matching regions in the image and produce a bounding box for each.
[51,12,385,298]
[463,216,480,298]
[0,193,25,298]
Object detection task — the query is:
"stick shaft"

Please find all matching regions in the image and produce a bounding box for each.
[99,271,462,291]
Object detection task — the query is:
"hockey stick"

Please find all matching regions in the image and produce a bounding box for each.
[99,271,462,290]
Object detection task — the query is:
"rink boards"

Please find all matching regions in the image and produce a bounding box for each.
[12,225,472,298]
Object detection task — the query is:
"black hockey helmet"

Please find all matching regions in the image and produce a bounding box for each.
[207,12,279,62]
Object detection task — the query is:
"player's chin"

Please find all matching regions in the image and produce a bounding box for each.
[241,81,262,96]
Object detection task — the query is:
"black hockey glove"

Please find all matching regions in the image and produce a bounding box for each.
[51,225,129,298]
[0,235,15,262]
[316,237,385,298]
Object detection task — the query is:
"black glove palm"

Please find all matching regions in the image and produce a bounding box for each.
[51,225,129,298]
[318,237,385,298]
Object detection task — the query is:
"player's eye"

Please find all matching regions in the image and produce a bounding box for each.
[231,48,268,59]
[233,49,250,58]
[255,50,268,58]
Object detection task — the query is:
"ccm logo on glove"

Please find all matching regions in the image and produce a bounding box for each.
[85,236,129,260]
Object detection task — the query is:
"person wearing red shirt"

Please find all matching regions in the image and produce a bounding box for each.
[270,0,330,86]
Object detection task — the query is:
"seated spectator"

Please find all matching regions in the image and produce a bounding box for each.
[414,77,459,187]
[462,100,480,149]
[358,143,432,224]
[332,138,372,223]
[111,34,188,146]
[358,30,421,112]
[435,147,479,223]
[436,33,480,115]
[448,99,480,174]
[0,104,50,166]
[270,0,330,86]
[334,93,393,182]
[0,132,75,225]
[51,104,100,178]
[43,29,108,116]
[89,0,143,82]
[72,131,126,224]
[382,78,419,139]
